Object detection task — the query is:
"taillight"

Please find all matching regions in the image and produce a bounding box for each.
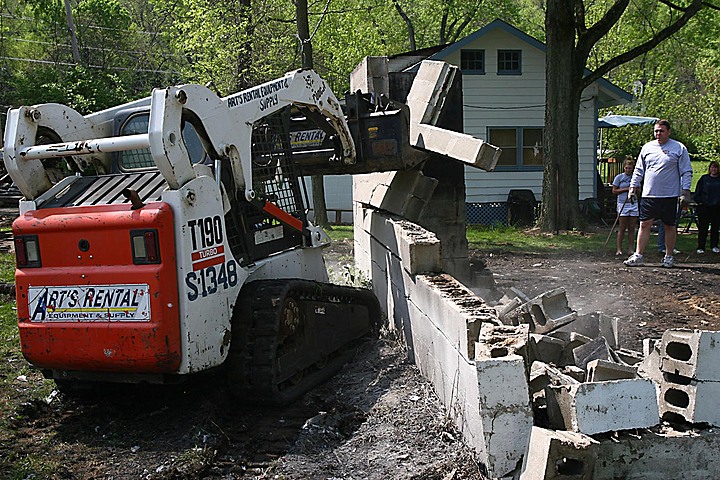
[14,235,41,268]
[130,229,161,264]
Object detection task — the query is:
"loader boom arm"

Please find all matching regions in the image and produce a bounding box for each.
[3,69,355,202]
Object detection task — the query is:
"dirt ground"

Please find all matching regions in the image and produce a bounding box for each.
[2,235,720,480]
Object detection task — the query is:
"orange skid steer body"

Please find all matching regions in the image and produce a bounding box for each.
[14,202,181,374]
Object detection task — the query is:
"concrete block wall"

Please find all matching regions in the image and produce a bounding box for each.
[354,203,531,478]
[349,55,720,479]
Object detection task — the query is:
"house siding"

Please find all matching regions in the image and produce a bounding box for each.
[309,20,629,224]
[441,27,598,204]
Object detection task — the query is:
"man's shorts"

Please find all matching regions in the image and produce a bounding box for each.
[639,197,679,225]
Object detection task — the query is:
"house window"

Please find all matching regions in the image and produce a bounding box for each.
[489,127,543,169]
[460,49,485,74]
[497,49,521,75]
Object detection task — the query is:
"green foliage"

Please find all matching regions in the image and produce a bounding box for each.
[597,3,720,162]
[161,0,259,93]
[0,0,718,169]
[8,64,133,113]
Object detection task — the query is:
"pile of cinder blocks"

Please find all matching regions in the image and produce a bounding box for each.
[491,286,720,479]
[354,201,720,478]
[349,53,720,479]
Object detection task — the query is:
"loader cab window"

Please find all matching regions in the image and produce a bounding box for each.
[116,112,207,171]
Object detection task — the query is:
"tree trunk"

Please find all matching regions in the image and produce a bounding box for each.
[295,0,330,228]
[542,0,585,231]
[295,0,313,70]
[311,175,331,229]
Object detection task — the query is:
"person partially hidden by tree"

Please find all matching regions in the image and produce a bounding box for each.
[694,160,720,254]
[612,157,639,256]
[623,119,692,268]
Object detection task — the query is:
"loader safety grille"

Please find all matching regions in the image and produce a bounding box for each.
[222,110,307,265]
[37,171,167,209]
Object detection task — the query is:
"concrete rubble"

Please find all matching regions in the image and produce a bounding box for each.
[348,55,720,479]
[352,179,720,479]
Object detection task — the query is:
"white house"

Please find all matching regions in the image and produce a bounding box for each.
[422,19,631,224]
[309,19,632,225]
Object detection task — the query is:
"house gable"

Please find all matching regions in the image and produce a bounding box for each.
[418,19,631,208]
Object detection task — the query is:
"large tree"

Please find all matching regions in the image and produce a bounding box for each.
[542,0,716,231]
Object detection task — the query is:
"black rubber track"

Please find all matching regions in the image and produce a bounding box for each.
[226,279,380,405]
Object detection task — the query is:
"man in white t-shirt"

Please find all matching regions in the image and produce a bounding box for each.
[623,119,692,268]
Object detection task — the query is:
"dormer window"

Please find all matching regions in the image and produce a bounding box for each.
[461,49,485,74]
[497,50,521,75]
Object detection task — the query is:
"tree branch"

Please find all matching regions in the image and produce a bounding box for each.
[392,0,416,51]
[580,0,704,90]
[576,0,629,61]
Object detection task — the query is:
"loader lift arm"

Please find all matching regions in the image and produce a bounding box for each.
[3,69,355,205]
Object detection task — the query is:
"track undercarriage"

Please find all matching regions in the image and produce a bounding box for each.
[227,279,381,405]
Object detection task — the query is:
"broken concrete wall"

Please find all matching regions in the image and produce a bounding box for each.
[351,57,473,281]
[354,204,532,478]
[349,56,720,479]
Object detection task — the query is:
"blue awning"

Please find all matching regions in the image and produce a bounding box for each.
[597,115,658,128]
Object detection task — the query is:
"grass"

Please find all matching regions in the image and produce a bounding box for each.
[324,221,700,255]
[467,223,699,256]
[466,225,604,252]
[324,224,354,241]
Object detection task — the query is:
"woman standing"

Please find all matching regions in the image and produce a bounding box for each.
[694,161,720,254]
[612,157,640,255]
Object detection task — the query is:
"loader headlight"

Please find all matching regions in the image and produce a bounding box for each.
[130,229,160,264]
[14,235,41,268]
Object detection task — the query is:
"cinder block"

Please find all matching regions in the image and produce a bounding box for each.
[587,359,637,382]
[510,288,577,334]
[352,170,438,222]
[349,56,389,94]
[476,323,529,359]
[659,373,720,426]
[594,425,720,479]
[527,333,565,366]
[563,366,585,383]
[546,379,659,435]
[637,340,664,386]
[643,338,660,357]
[529,362,579,407]
[396,219,441,274]
[614,348,643,366]
[519,427,598,480]
[661,329,720,381]
[495,297,522,325]
[354,208,442,275]
[508,286,531,304]
[412,274,499,361]
[573,337,613,372]
[550,331,592,367]
[412,124,501,171]
[475,354,533,478]
[554,311,620,348]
